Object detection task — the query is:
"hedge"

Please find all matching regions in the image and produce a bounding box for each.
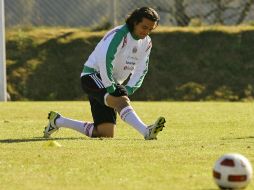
[6,26,254,101]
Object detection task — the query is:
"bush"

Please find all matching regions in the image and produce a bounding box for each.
[6,27,254,101]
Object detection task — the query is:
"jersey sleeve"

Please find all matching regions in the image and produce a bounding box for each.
[125,41,152,95]
[97,27,128,94]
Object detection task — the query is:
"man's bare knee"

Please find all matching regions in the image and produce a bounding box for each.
[96,123,115,138]
[106,95,130,110]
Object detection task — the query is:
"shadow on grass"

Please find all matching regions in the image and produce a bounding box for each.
[0,137,144,143]
[221,136,254,140]
[0,137,86,143]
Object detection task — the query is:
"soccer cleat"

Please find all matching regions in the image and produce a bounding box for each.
[145,117,166,140]
[43,111,61,138]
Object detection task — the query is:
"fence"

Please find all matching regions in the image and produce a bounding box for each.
[4,0,254,28]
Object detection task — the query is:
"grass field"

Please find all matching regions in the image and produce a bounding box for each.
[0,101,253,190]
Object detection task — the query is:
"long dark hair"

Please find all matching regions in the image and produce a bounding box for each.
[125,7,160,32]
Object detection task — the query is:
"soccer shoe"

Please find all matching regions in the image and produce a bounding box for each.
[43,111,61,138]
[144,117,166,140]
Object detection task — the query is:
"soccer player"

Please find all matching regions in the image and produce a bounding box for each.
[43,7,166,140]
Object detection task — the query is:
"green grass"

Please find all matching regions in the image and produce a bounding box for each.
[0,101,253,190]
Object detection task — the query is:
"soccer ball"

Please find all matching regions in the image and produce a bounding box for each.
[213,153,253,189]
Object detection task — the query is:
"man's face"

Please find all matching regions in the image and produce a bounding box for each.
[133,18,157,39]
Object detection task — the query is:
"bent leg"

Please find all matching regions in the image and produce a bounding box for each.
[88,96,117,138]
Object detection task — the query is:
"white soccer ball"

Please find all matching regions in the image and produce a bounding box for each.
[213,153,253,189]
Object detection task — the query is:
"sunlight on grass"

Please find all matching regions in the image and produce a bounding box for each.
[0,102,253,190]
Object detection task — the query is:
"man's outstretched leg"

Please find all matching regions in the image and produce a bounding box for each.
[119,105,166,140]
[106,95,166,140]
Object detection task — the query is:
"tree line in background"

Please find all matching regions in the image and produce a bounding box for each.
[158,0,254,26]
[4,0,254,28]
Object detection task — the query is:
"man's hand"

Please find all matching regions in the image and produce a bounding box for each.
[109,84,128,97]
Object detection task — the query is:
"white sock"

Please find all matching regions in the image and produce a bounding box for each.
[119,106,147,136]
[55,116,94,137]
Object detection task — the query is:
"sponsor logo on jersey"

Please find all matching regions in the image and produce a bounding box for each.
[127,56,138,60]
[126,61,136,65]
[124,65,134,71]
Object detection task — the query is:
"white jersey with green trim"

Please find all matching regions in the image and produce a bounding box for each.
[81,24,152,95]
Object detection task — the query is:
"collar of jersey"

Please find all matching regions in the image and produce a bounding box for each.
[130,32,140,40]
[122,24,140,40]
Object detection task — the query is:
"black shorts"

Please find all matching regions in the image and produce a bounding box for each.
[81,73,116,127]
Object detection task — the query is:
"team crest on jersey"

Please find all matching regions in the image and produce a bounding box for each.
[132,47,138,53]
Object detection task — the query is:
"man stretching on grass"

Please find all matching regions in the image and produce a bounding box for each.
[43,7,166,140]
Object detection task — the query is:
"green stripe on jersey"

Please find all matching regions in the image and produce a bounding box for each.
[135,60,149,87]
[126,59,149,95]
[82,65,97,74]
[106,25,129,83]
[125,86,134,95]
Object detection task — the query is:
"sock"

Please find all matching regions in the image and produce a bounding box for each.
[55,116,94,137]
[119,106,147,136]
